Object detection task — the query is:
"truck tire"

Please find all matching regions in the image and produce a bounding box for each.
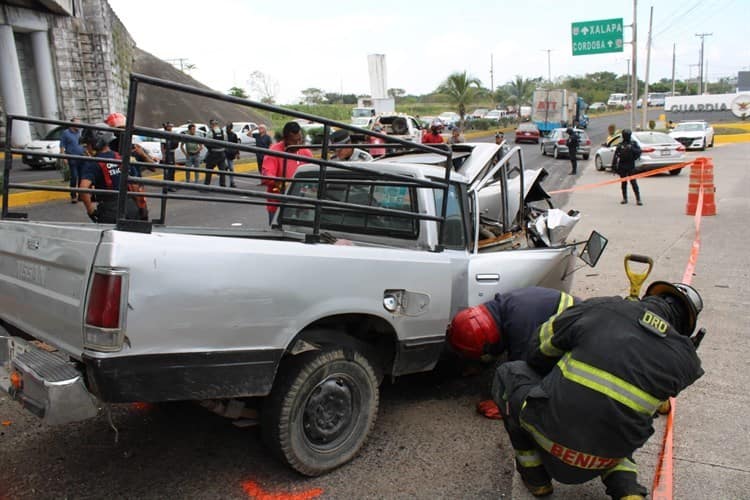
[262,347,379,476]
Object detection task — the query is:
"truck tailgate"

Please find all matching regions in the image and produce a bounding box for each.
[0,221,103,358]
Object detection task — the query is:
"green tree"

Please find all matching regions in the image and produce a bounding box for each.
[388,88,406,101]
[506,75,537,106]
[300,88,325,105]
[437,71,484,126]
[228,86,248,98]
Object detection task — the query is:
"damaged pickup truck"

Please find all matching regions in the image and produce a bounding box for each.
[0,74,606,477]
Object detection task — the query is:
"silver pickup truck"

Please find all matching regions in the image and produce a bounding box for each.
[0,74,605,477]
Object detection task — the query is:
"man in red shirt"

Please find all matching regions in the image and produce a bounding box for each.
[422,120,445,144]
[261,121,313,224]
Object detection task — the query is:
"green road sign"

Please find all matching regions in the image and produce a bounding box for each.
[572,18,624,56]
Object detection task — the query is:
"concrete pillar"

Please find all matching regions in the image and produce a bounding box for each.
[0,25,31,146]
[31,30,59,133]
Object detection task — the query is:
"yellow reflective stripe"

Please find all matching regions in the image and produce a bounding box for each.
[557,292,574,314]
[516,449,543,468]
[557,354,661,415]
[520,419,556,453]
[602,458,638,479]
[539,319,564,357]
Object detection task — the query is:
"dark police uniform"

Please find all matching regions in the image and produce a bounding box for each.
[79,150,141,223]
[492,296,703,498]
[204,127,228,187]
[484,287,577,361]
[614,139,642,204]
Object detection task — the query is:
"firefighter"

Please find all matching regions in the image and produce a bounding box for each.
[78,125,141,223]
[492,282,704,499]
[447,287,577,418]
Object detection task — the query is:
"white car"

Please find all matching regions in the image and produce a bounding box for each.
[132,135,163,162]
[438,112,460,128]
[594,131,687,176]
[588,102,607,112]
[669,121,714,150]
[21,126,65,169]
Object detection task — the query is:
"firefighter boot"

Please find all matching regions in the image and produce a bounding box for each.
[515,458,553,497]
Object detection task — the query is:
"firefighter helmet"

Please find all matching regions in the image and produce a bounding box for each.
[105,112,126,128]
[644,281,703,335]
[80,124,115,151]
[447,305,500,359]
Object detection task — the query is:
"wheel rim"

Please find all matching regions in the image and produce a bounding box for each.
[302,375,358,450]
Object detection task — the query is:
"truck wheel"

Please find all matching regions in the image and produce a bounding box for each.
[262,347,379,476]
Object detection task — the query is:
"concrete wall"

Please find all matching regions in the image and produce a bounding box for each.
[665,93,750,124]
[0,0,136,146]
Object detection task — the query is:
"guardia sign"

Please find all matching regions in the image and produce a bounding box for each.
[571,18,624,56]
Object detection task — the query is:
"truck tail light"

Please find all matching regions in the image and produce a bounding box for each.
[557,139,566,145]
[84,268,128,351]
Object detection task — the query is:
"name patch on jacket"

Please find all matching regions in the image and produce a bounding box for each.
[639,310,669,338]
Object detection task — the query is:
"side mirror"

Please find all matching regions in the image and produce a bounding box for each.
[579,230,608,267]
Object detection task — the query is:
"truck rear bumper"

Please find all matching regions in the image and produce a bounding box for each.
[0,335,99,425]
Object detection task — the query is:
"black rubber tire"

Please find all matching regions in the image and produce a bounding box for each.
[583,153,590,160]
[262,347,379,476]
[700,139,706,151]
[670,167,682,176]
[710,137,715,147]
[553,147,559,159]
[595,156,605,171]
[540,143,546,156]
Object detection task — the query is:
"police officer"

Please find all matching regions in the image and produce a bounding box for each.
[492,282,704,499]
[448,287,577,418]
[204,118,229,187]
[613,129,643,205]
[78,125,141,223]
[566,127,580,175]
[329,129,373,161]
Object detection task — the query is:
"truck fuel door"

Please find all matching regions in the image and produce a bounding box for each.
[383,290,431,317]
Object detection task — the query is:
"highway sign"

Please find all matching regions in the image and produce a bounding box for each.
[571,18,624,56]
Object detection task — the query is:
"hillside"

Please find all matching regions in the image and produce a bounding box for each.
[132,48,266,127]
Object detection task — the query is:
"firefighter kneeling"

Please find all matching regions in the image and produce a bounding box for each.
[491,282,704,499]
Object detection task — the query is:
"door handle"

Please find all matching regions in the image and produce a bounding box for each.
[475,273,500,283]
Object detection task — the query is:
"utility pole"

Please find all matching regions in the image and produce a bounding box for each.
[641,5,653,130]
[542,49,553,85]
[672,43,677,95]
[165,58,189,72]
[695,33,713,94]
[688,64,700,94]
[490,53,495,94]
[630,0,638,130]
[626,59,631,97]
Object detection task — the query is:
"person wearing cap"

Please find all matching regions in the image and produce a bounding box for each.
[613,129,643,206]
[422,120,445,144]
[492,282,704,499]
[448,288,578,419]
[160,122,180,190]
[329,129,373,161]
[566,127,580,175]
[261,121,313,224]
[204,119,229,187]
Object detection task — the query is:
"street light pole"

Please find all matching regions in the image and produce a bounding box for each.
[641,5,653,130]
[695,33,713,94]
[542,49,553,85]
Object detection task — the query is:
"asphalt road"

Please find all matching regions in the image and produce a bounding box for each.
[1,109,668,500]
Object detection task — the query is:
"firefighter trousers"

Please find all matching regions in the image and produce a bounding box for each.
[491,360,648,499]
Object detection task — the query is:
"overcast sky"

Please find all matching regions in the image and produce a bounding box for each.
[109,0,747,104]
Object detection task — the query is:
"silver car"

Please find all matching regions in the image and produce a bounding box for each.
[540,128,591,160]
[594,131,687,176]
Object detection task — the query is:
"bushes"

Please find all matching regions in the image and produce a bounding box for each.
[466,119,495,131]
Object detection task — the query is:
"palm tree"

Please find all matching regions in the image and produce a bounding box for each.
[438,71,484,127]
[507,75,536,105]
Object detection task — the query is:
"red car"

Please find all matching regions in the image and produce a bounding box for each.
[514,122,540,144]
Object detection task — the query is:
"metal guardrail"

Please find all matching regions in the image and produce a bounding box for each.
[3,73,458,246]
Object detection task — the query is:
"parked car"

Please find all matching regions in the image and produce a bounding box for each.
[540,128,591,159]
[21,126,66,169]
[371,113,423,144]
[132,135,163,162]
[514,122,540,144]
[484,110,506,122]
[669,121,714,150]
[588,102,606,112]
[471,108,489,119]
[438,112,460,128]
[594,131,687,176]
[233,122,258,145]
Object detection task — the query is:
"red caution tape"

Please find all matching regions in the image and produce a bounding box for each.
[652,187,705,500]
[547,161,694,195]
[242,480,323,500]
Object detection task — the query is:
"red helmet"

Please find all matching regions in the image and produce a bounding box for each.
[105,112,126,128]
[447,305,500,359]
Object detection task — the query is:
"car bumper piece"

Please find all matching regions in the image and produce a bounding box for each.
[0,335,99,425]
